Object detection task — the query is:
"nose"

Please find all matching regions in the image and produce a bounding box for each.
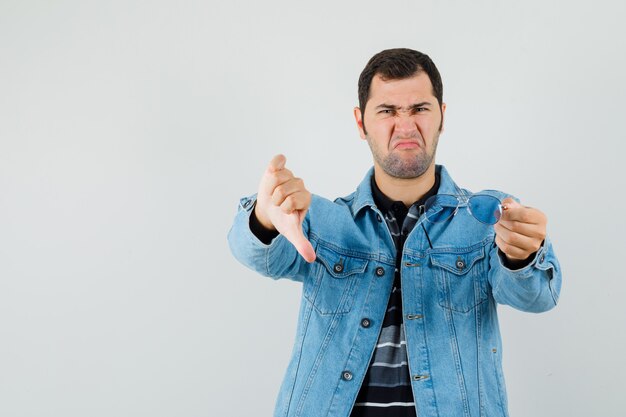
[394,113,418,138]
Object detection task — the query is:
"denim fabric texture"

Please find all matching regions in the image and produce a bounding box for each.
[227,164,562,417]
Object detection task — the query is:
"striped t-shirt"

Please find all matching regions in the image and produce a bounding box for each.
[350,173,440,417]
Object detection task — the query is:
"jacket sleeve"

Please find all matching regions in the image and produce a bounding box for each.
[226,193,313,282]
[488,234,562,313]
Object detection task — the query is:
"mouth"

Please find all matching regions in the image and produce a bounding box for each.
[393,140,421,150]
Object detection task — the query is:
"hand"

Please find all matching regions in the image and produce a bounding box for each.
[254,154,316,263]
[494,198,547,263]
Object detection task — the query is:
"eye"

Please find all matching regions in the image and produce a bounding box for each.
[413,107,427,113]
[378,109,394,114]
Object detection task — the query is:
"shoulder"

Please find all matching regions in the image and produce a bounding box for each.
[308,192,357,215]
[333,190,357,207]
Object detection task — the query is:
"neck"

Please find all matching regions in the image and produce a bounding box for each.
[373,163,436,207]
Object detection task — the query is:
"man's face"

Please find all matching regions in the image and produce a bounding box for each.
[354,71,446,179]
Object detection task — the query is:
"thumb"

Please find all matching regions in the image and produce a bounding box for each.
[501,197,520,210]
[276,211,316,263]
[501,197,523,216]
[289,231,317,263]
[500,197,524,222]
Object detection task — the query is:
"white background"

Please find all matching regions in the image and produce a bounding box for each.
[1,1,625,416]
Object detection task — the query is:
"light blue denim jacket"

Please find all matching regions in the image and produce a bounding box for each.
[228,165,562,417]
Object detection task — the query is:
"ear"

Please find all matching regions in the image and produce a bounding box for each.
[439,102,447,133]
[353,107,366,139]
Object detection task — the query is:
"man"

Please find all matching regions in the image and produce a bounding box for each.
[228,48,562,417]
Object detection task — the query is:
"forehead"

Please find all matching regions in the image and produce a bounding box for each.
[368,71,436,106]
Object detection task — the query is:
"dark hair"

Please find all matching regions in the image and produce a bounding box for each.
[358,48,443,121]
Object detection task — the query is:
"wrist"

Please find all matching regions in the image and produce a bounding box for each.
[253,203,276,232]
[500,249,535,270]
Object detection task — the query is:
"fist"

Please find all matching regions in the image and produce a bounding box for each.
[494,198,547,263]
[254,155,316,263]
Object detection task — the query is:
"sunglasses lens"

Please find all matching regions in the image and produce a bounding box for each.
[424,195,458,223]
[469,195,502,224]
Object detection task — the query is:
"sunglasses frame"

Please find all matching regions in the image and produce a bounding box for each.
[422,192,503,225]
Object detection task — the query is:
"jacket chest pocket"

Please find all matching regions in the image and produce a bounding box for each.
[429,246,488,313]
[304,244,368,315]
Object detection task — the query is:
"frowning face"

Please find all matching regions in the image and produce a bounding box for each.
[354,71,446,179]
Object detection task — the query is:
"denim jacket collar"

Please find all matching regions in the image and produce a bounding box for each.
[350,164,463,218]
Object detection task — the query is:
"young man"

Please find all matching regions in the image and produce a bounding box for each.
[228,48,562,417]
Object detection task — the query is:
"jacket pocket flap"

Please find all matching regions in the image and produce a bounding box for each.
[430,247,485,276]
[316,245,368,278]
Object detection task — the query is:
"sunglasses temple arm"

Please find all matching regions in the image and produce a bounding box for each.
[421,222,433,249]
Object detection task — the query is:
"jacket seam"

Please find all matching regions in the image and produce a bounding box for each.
[294,312,343,416]
[282,296,314,417]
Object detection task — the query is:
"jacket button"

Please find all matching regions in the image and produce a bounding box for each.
[455,258,465,270]
[375,267,385,277]
[376,214,382,222]
[242,200,251,208]
[412,374,429,381]
[333,263,344,273]
[361,318,371,328]
[342,371,353,381]
[540,254,545,263]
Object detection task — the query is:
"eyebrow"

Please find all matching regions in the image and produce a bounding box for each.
[375,102,433,111]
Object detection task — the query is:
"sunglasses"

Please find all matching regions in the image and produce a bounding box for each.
[422,193,503,225]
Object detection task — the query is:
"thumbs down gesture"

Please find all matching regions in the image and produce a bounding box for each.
[253,155,316,263]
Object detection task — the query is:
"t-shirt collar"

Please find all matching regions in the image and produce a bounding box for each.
[370,171,441,216]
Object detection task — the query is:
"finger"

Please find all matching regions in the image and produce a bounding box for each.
[500,197,517,208]
[267,154,286,173]
[494,234,532,260]
[263,168,294,193]
[496,218,545,240]
[494,223,543,254]
[279,191,311,214]
[501,201,543,225]
[271,178,306,206]
[268,168,294,185]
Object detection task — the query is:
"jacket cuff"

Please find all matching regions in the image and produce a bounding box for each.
[496,237,552,276]
[238,194,280,246]
[497,243,540,270]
